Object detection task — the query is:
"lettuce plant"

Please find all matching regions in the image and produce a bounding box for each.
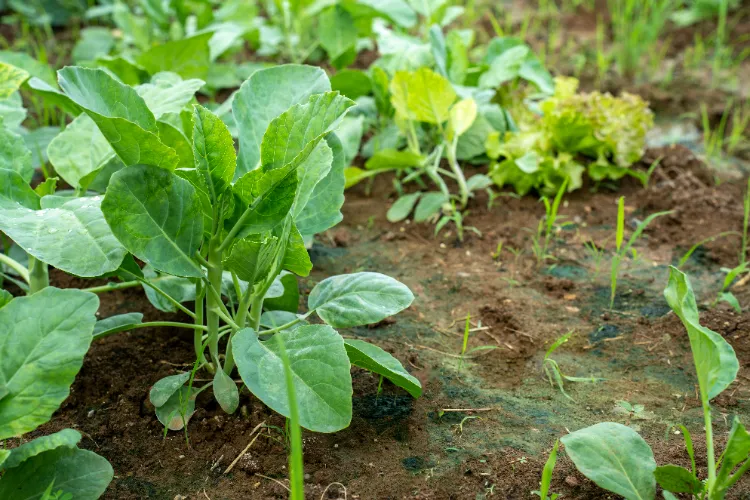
[1,63,421,435]
[560,267,749,500]
[0,288,113,498]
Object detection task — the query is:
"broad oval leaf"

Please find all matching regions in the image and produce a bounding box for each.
[102,164,204,277]
[137,33,212,80]
[233,325,352,432]
[0,447,113,499]
[414,192,448,222]
[344,339,422,397]
[664,267,739,401]
[149,372,191,408]
[387,192,421,222]
[136,72,204,119]
[654,465,702,494]
[3,429,81,469]
[308,272,414,328]
[213,369,239,414]
[155,386,197,431]
[560,422,657,500]
[0,197,127,277]
[391,68,456,124]
[0,288,99,440]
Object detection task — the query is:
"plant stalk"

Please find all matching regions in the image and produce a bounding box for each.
[0,252,30,284]
[446,138,469,209]
[28,256,49,294]
[206,238,224,370]
[223,288,256,375]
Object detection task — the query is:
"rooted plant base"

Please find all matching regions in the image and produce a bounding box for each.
[29,146,750,498]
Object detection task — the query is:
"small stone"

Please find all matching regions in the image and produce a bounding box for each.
[565,476,579,487]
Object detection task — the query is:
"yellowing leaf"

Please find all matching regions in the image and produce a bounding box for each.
[448,98,477,139]
[390,68,456,124]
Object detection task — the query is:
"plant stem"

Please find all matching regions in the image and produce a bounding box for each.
[28,256,49,294]
[446,138,469,208]
[82,280,142,294]
[0,252,30,284]
[93,321,208,340]
[195,282,207,366]
[223,289,256,375]
[206,238,224,370]
[276,333,304,498]
[704,399,717,493]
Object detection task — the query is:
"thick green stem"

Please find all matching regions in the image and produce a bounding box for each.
[0,252,30,284]
[206,238,224,370]
[28,257,49,294]
[446,138,469,209]
[223,288,255,375]
[704,400,717,494]
[195,282,207,366]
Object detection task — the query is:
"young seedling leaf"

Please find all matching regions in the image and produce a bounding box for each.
[309,272,414,328]
[93,313,144,339]
[155,386,197,431]
[192,104,236,201]
[387,192,422,222]
[560,422,657,500]
[136,73,204,119]
[715,417,750,490]
[414,192,448,222]
[391,68,456,124]
[654,465,702,494]
[2,429,82,469]
[0,288,98,440]
[0,447,113,499]
[102,165,204,278]
[664,267,739,400]
[344,339,422,397]
[213,369,239,414]
[365,149,424,171]
[149,372,191,408]
[233,326,352,433]
[230,163,298,237]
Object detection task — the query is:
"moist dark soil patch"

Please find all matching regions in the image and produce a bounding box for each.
[20,146,750,498]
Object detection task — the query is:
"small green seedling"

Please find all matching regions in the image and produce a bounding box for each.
[531,179,568,266]
[583,238,607,279]
[610,196,672,309]
[715,262,748,312]
[458,313,497,370]
[677,231,740,268]
[532,440,560,500]
[561,268,750,500]
[543,331,603,400]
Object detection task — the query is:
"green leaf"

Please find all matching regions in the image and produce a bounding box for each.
[136,73,205,119]
[260,92,355,171]
[102,165,204,278]
[357,0,417,28]
[293,140,334,218]
[260,310,307,330]
[654,465,702,494]
[309,272,414,328]
[387,192,421,222]
[664,267,739,401]
[0,449,9,468]
[406,0,447,18]
[155,385,197,431]
[57,66,178,169]
[93,312,144,338]
[414,192,448,222]
[233,325,352,432]
[319,6,357,65]
[0,447,113,499]
[716,417,750,489]
[448,98,478,138]
[0,168,40,210]
[142,269,196,313]
[72,27,115,63]
[344,339,422,397]
[223,235,273,284]
[0,290,12,310]
[718,291,741,313]
[0,197,127,277]
[365,149,424,171]
[0,288,98,440]
[0,124,33,183]
[213,369,239,414]
[560,422,656,500]
[479,45,529,89]
[264,272,300,313]
[282,225,313,277]
[233,65,330,177]
[231,164,298,237]
[0,61,29,99]
[391,68,456,124]
[330,70,372,100]
[192,104,236,201]
[149,372,191,408]
[3,429,82,469]
[137,32,213,80]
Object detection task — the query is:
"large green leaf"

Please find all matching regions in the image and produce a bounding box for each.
[102,165,204,277]
[57,66,178,169]
[391,67,456,124]
[0,447,113,499]
[0,197,127,277]
[560,422,656,500]
[0,288,98,440]
[357,0,417,28]
[292,139,333,218]
[0,61,29,99]
[308,272,414,328]
[233,325,352,432]
[0,449,9,468]
[2,429,81,469]
[230,164,298,238]
[319,6,357,64]
[344,339,422,397]
[0,168,40,210]
[192,105,236,201]
[137,33,212,80]
[233,64,330,177]
[664,267,739,401]
[136,73,205,119]
[260,92,355,171]
[0,124,33,183]
[47,114,116,190]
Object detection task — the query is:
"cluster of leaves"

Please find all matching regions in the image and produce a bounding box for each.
[551,268,749,500]
[486,76,654,196]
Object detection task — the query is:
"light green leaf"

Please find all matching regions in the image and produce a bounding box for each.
[3,429,82,469]
[283,225,313,277]
[233,325,352,432]
[0,447,113,499]
[26,77,83,116]
[142,267,196,313]
[358,0,416,27]
[137,32,213,80]
[406,0,446,18]
[716,418,750,490]
[0,51,54,85]
[0,288,98,440]
[93,312,144,338]
[365,149,424,170]
[47,114,116,190]
[260,311,307,330]
[448,98,477,138]
[0,449,9,468]
[0,197,127,277]
[102,165,204,277]
[414,192,448,222]
[0,124,33,183]
[654,465,702,494]
[309,272,414,328]
[319,6,357,63]
[72,27,115,63]
[560,422,657,500]
[293,139,334,218]
[479,45,529,89]
[264,271,300,313]
[223,236,273,284]
[57,66,178,169]
[0,290,12,310]
[233,65,330,177]
[344,339,422,397]
[0,168,39,210]
[136,73,205,119]
[0,61,29,99]
[154,385,198,431]
[391,68,456,124]
[387,192,421,222]
[192,104,236,201]
[149,372,191,408]
[213,369,239,414]
[230,164,298,237]
[664,267,739,401]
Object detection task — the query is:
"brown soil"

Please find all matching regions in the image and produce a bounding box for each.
[12,145,748,499]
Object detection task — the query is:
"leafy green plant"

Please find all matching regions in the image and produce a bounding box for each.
[532,439,560,500]
[542,331,603,400]
[561,267,749,500]
[609,196,672,309]
[0,288,113,498]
